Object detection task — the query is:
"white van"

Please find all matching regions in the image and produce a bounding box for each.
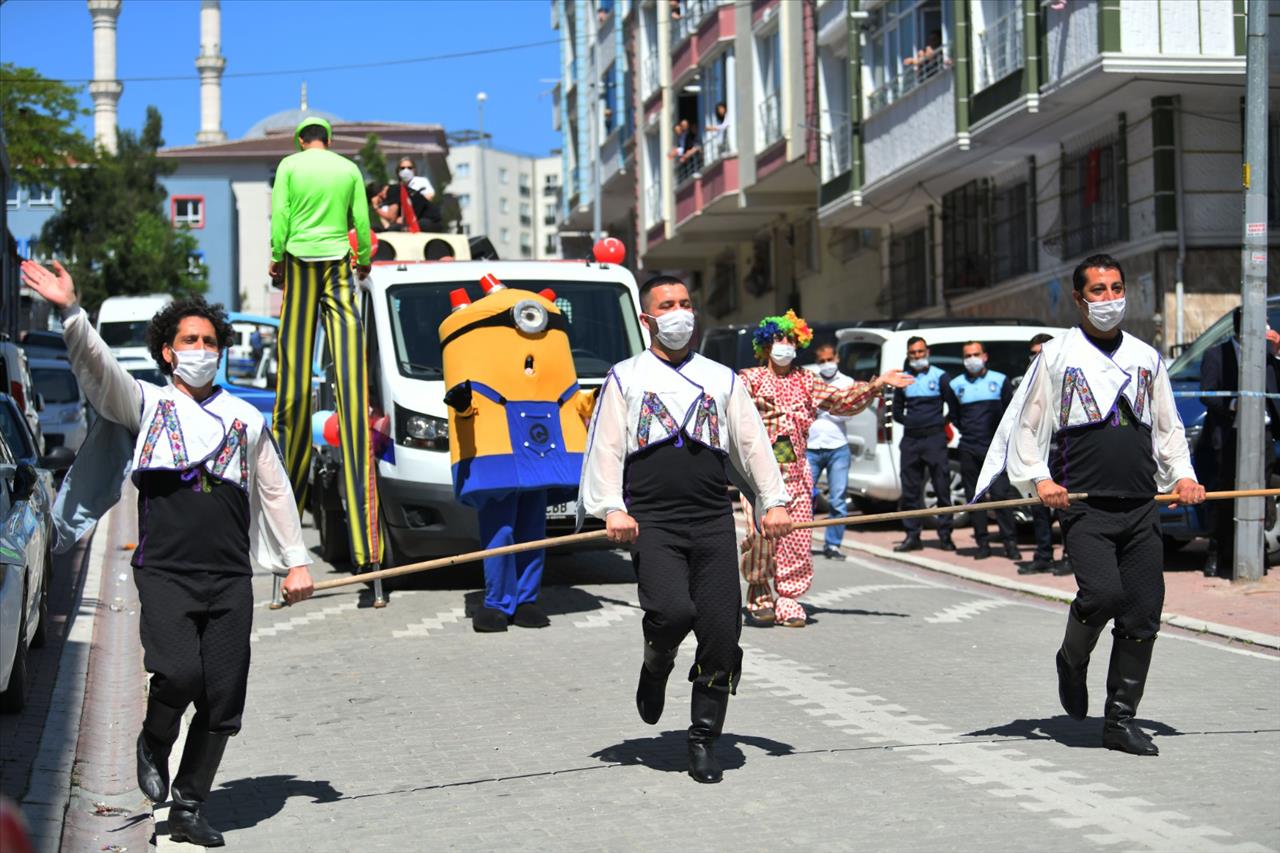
[836,322,1069,514]
[96,294,174,363]
[308,232,646,565]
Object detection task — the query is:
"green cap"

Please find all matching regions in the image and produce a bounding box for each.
[294,116,332,151]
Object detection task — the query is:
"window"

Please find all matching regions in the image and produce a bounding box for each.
[990,180,1031,283]
[187,251,205,277]
[499,197,510,214]
[500,227,510,243]
[702,49,735,163]
[499,167,509,185]
[866,0,950,114]
[520,232,533,258]
[520,202,532,226]
[519,173,531,198]
[458,193,471,209]
[5,183,18,209]
[544,235,559,255]
[603,62,618,135]
[975,0,1024,92]
[171,196,205,229]
[887,227,932,314]
[755,29,782,151]
[1059,133,1123,258]
[942,180,990,295]
[27,185,55,208]
[706,251,738,319]
[743,233,773,296]
[455,162,471,179]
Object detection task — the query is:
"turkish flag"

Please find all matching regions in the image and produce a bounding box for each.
[400,184,421,233]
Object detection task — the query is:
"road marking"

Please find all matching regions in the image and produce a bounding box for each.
[392,606,468,638]
[573,599,641,628]
[805,583,931,608]
[925,598,1017,624]
[741,645,1274,853]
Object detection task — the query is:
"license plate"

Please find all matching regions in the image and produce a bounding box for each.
[546,500,577,518]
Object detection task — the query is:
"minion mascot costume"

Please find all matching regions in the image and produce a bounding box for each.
[440,274,594,632]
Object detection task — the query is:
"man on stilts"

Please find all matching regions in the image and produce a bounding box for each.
[269,116,383,599]
[579,275,791,783]
[977,253,1205,756]
[737,311,911,627]
[23,260,314,846]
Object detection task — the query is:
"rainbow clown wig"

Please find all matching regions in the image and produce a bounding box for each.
[751,309,813,361]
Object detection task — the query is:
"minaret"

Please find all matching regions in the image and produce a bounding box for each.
[195,0,227,144]
[87,0,122,154]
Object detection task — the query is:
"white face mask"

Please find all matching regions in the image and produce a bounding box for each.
[399,168,414,182]
[818,361,839,379]
[171,348,220,388]
[648,309,695,350]
[770,342,796,367]
[1084,297,1126,332]
[963,356,985,375]
[909,357,929,372]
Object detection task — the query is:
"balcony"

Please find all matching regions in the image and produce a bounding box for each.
[867,49,950,115]
[756,91,782,151]
[643,52,659,100]
[976,6,1024,91]
[824,118,851,181]
[675,152,703,185]
[670,0,716,48]
[645,181,663,228]
[703,128,735,166]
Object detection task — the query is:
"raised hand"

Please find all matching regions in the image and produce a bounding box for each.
[20,260,77,309]
[877,369,914,389]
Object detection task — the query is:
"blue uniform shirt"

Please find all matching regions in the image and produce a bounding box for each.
[949,369,1012,454]
[893,364,957,436]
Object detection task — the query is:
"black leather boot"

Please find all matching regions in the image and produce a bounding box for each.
[137,696,184,803]
[687,684,729,784]
[1102,634,1159,756]
[168,725,230,847]
[635,642,677,725]
[894,534,923,553]
[1055,609,1104,720]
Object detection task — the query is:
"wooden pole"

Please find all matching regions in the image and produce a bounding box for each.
[310,488,1280,593]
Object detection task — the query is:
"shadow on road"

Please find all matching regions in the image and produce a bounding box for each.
[161,775,343,833]
[962,715,1181,748]
[591,730,796,774]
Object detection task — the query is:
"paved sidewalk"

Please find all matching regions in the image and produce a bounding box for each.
[823,522,1280,643]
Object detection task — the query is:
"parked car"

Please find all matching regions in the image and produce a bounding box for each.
[18,330,68,362]
[0,395,61,712]
[28,358,88,453]
[216,313,279,427]
[1160,296,1280,560]
[0,342,44,456]
[836,322,1069,519]
[95,293,173,364]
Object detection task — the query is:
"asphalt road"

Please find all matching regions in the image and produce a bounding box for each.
[140,524,1280,853]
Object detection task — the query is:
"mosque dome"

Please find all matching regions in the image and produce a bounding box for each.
[244,106,345,139]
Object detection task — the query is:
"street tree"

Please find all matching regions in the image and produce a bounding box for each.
[357,133,390,187]
[39,106,207,313]
[0,63,93,188]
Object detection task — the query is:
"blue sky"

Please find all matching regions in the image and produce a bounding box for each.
[0,0,562,156]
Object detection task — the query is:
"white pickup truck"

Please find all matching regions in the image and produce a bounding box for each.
[308,232,645,567]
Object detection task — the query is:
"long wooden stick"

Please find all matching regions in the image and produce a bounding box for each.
[311,488,1280,592]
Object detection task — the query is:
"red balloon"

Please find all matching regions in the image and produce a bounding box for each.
[349,229,378,261]
[592,237,625,265]
[323,413,341,447]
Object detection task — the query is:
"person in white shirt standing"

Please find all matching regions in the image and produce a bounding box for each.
[806,342,855,561]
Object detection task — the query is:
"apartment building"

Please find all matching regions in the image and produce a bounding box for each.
[552,0,638,262]
[448,145,564,259]
[817,0,1280,349]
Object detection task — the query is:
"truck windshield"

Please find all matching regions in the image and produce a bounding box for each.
[99,321,150,348]
[387,280,644,380]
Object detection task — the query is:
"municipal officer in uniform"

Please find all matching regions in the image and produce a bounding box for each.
[894,336,959,552]
[951,340,1021,560]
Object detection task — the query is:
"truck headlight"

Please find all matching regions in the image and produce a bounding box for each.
[395,404,449,451]
[513,300,548,334]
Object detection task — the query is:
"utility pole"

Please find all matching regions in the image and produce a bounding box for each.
[1233,0,1268,582]
[477,92,489,238]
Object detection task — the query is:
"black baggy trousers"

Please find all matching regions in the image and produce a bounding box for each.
[1060,498,1163,640]
[134,567,253,734]
[633,515,743,693]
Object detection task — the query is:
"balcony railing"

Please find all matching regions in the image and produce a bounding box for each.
[824,113,851,179]
[977,7,1024,89]
[757,91,782,150]
[703,128,735,165]
[867,49,950,115]
[669,0,716,47]
[675,151,703,184]
[645,181,663,227]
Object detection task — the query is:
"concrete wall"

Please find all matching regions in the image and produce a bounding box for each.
[862,73,957,186]
[1044,0,1098,84]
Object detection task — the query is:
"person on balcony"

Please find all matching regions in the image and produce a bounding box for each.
[903,29,947,76]
[669,119,701,174]
[705,102,729,154]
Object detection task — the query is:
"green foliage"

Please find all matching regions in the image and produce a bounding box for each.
[39,106,207,313]
[357,133,390,187]
[0,63,93,187]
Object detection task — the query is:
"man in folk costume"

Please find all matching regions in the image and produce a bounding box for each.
[977,254,1205,756]
[579,275,791,784]
[22,261,313,846]
[737,311,912,627]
